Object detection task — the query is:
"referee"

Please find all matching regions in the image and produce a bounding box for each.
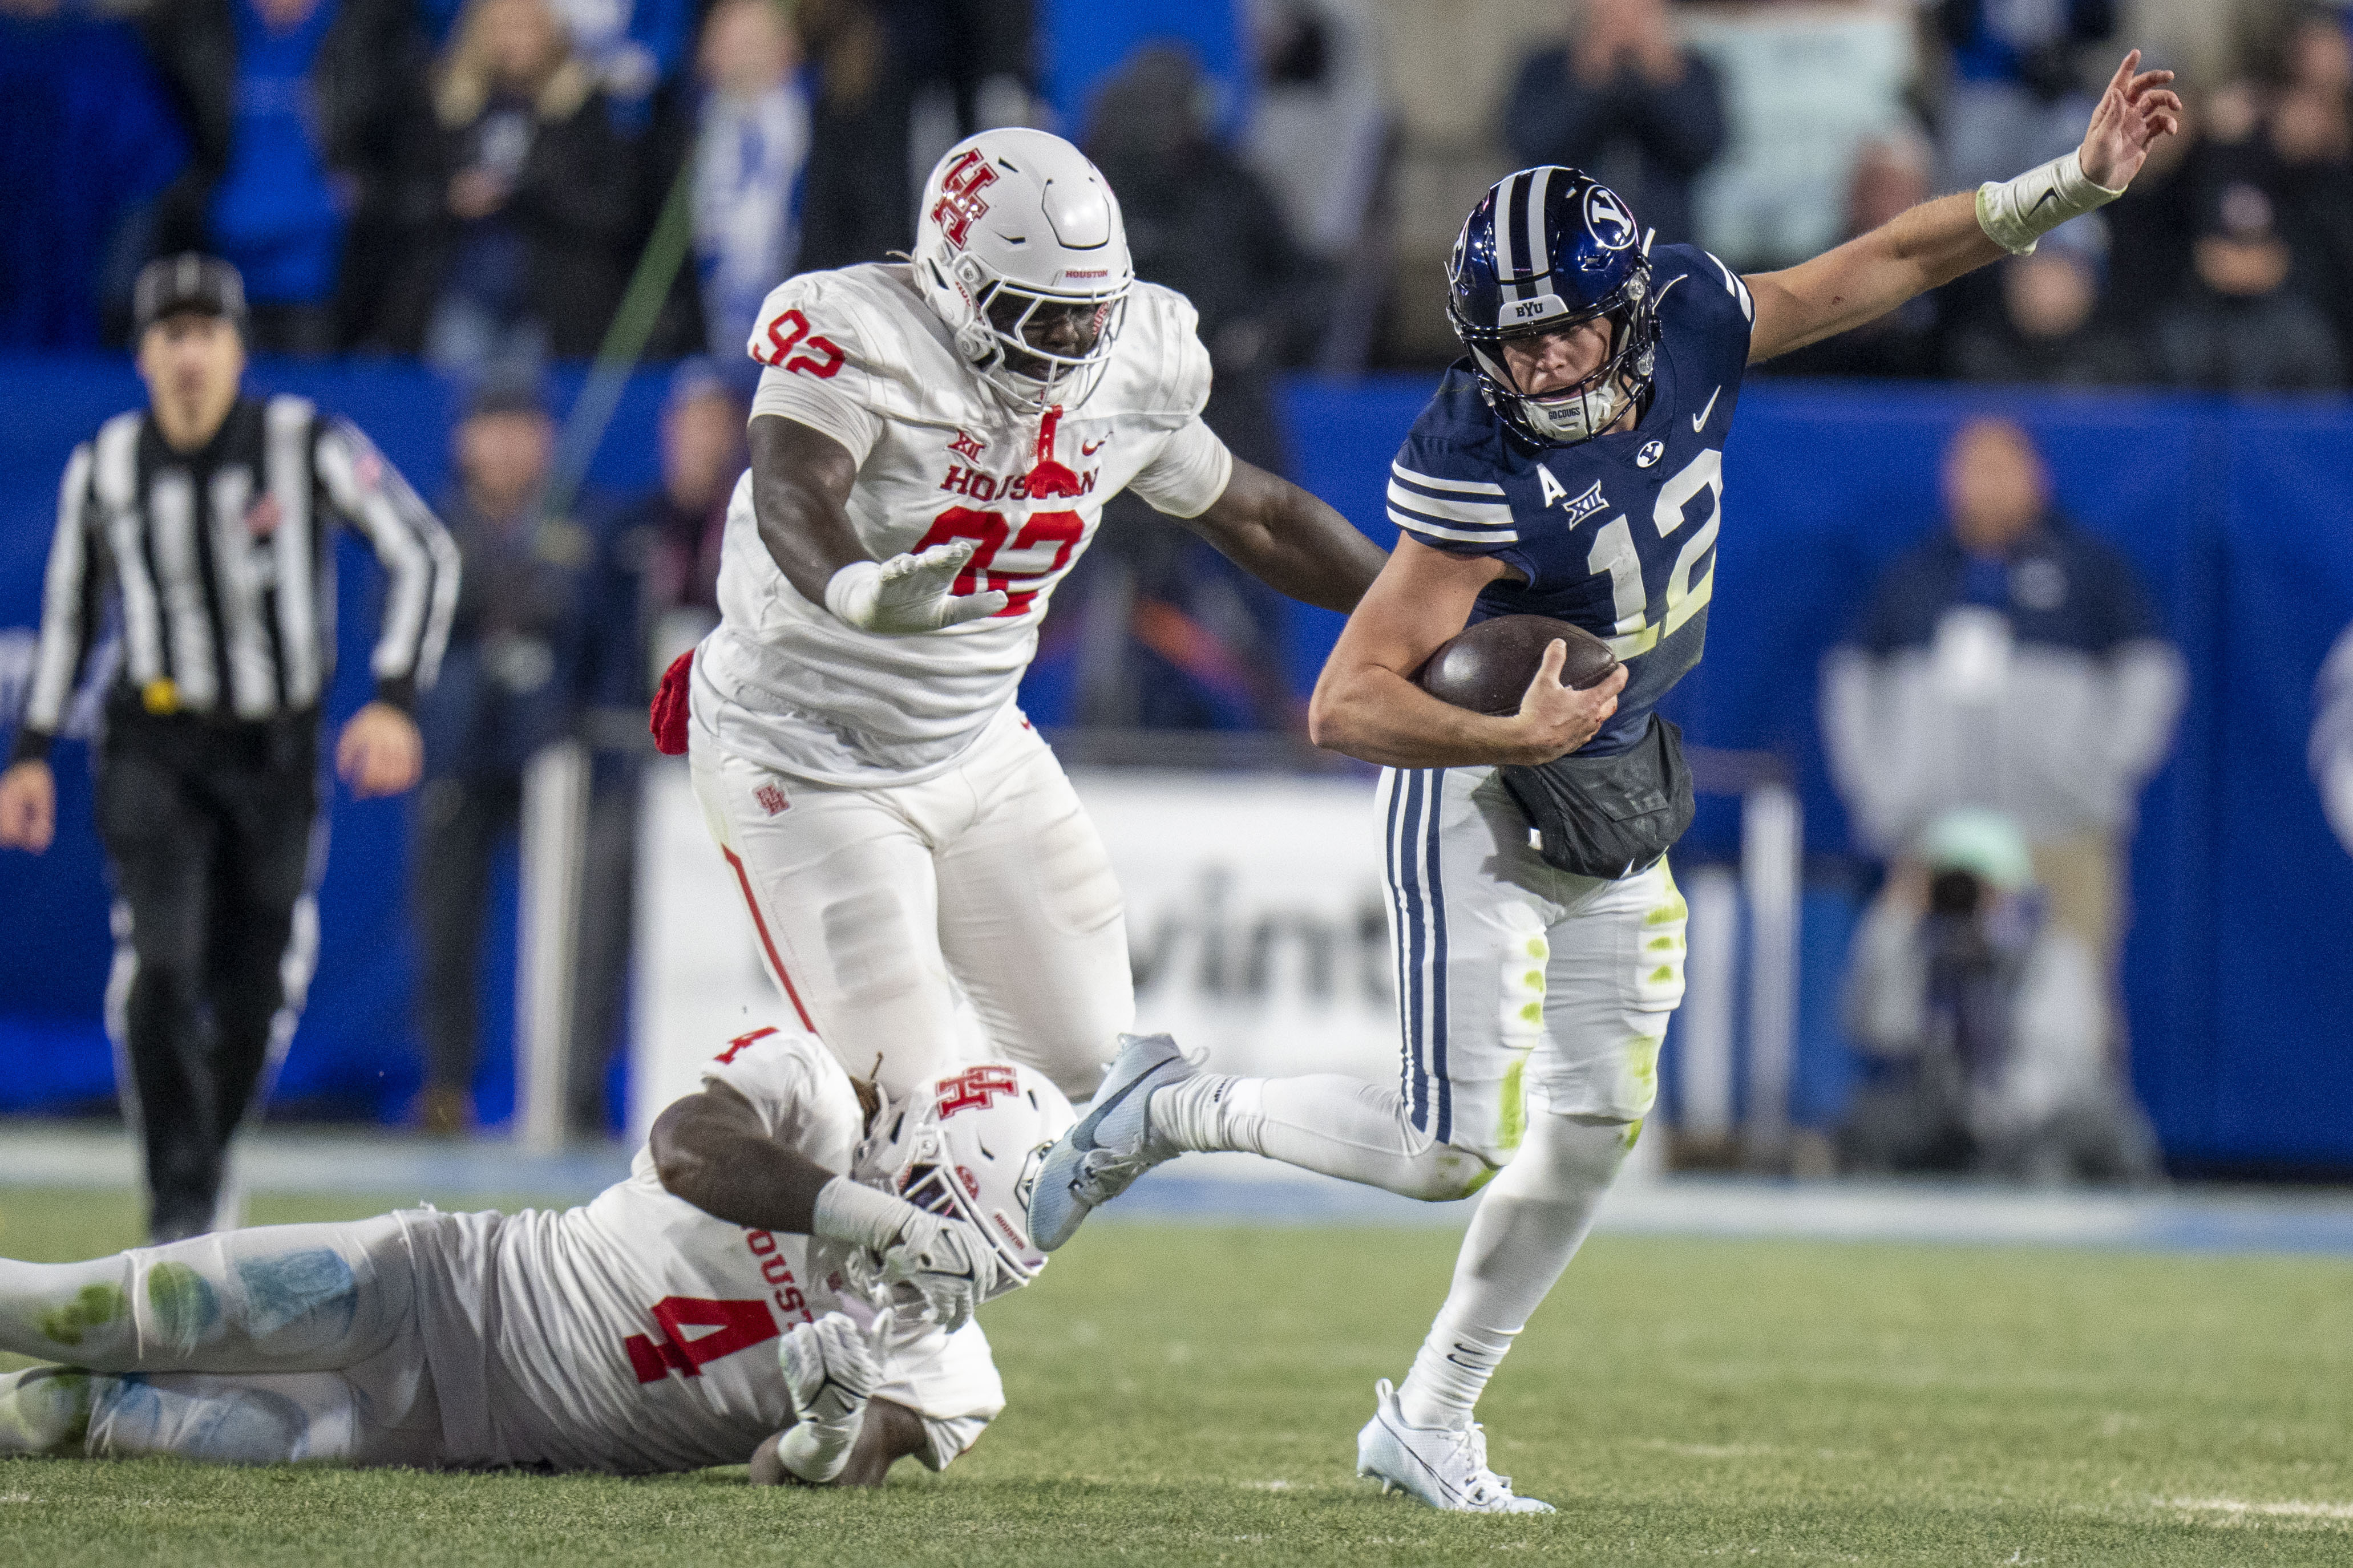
[0,255,458,1242]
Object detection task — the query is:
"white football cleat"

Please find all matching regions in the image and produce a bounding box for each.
[1356,1379,1555,1514]
[1025,1032,1195,1251]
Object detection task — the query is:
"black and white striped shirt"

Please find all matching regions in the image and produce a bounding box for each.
[10,395,458,763]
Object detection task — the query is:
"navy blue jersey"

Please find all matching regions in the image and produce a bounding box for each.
[1389,244,1754,755]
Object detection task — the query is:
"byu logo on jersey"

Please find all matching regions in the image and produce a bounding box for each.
[1637,440,1665,468]
[1584,186,1637,252]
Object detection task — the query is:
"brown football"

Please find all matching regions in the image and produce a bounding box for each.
[1413,614,1620,715]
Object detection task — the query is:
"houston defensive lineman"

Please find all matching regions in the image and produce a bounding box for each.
[661,128,1384,1105]
[1033,56,2181,1510]
[0,1026,1072,1485]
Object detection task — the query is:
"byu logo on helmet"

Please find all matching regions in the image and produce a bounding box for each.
[1445,165,1661,447]
[1584,185,1638,251]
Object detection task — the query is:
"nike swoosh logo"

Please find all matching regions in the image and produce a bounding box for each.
[1691,387,1720,431]
[1081,438,1107,455]
[2029,189,2059,213]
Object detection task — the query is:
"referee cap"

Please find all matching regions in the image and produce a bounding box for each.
[134,253,248,338]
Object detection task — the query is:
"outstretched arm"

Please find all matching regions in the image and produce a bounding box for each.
[1176,457,1387,613]
[1745,51,2180,363]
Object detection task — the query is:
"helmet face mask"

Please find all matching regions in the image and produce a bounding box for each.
[1447,166,1660,447]
[913,130,1135,415]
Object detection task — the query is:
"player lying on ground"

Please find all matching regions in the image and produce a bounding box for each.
[657,126,1385,1115]
[1031,54,2180,1513]
[0,1026,1071,1483]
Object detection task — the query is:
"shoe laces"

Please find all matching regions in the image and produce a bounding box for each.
[1443,1423,1518,1505]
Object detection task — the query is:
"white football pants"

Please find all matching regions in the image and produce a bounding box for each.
[1161,764,1688,1195]
[1154,764,1690,1429]
[0,1217,446,1466]
[691,704,1133,1104]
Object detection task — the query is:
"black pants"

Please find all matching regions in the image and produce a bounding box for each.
[94,707,321,1243]
[412,773,523,1099]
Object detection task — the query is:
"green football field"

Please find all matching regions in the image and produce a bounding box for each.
[2,1185,2350,1566]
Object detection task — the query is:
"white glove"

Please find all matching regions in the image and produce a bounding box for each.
[824,541,1008,633]
[774,1309,887,1484]
[878,1211,1002,1334]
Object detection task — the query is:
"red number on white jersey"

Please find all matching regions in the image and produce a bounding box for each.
[714,1026,778,1065]
[622,1296,779,1384]
[756,308,846,378]
[912,508,1085,617]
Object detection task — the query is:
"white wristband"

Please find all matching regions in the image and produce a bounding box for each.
[1975,151,2125,256]
[812,1176,917,1253]
[823,560,882,626]
[778,1411,864,1484]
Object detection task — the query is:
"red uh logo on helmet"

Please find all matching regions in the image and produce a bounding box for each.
[931,150,998,250]
[936,1064,1018,1118]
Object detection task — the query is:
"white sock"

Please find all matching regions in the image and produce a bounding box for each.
[1149,1073,1494,1201]
[1394,1112,1635,1430]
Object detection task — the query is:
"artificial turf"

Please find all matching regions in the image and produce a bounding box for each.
[1,1183,2348,1565]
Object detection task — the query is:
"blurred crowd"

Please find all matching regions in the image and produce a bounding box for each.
[3,0,2352,393]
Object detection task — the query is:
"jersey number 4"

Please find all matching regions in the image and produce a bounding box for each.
[754,309,845,379]
[624,1296,778,1384]
[913,506,1085,617]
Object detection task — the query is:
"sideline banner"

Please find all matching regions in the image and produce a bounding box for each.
[630,764,1396,1138]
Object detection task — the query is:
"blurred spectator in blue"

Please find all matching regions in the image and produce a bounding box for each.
[1839,808,2160,1184]
[135,0,427,355]
[2096,81,2209,342]
[1821,417,2182,988]
[411,378,599,1133]
[1061,43,1313,731]
[2315,622,2353,857]
[793,0,1040,275]
[381,0,637,372]
[1936,0,2113,196]
[1947,241,2145,385]
[1757,131,1944,380]
[0,1,188,349]
[2262,14,2353,371]
[2153,179,2345,391]
[1502,0,1728,249]
[562,362,746,1134]
[690,0,810,361]
[419,0,692,127]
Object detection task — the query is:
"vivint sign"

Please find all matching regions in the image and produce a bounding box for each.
[632,764,1398,1136]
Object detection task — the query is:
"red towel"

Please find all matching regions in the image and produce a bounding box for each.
[650,649,693,756]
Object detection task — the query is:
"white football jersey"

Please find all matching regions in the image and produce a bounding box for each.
[411,1024,1004,1475]
[692,262,1235,786]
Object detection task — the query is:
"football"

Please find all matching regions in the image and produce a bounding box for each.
[1413,614,1620,715]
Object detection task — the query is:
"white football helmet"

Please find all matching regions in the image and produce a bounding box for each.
[912,128,1134,412]
[863,1062,1078,1299]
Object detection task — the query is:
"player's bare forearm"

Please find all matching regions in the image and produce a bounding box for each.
[1180,459,1386,613]
[650,1082,836,1233]
[1744,192,2002,363]
[749,415,871,604]
[1308,536,1619,767]
[748,1399,929,1487]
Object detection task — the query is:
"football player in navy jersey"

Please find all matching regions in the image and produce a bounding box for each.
[1030,55,2180,1513]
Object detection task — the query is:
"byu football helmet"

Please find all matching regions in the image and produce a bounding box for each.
[864,1061,1078,1300]
[1446,165,1659,446]
[912,128,1134,413]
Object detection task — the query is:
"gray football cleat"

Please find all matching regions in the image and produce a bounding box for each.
[1356,1379,1555,1514]
[1025,1032,1195,1251]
